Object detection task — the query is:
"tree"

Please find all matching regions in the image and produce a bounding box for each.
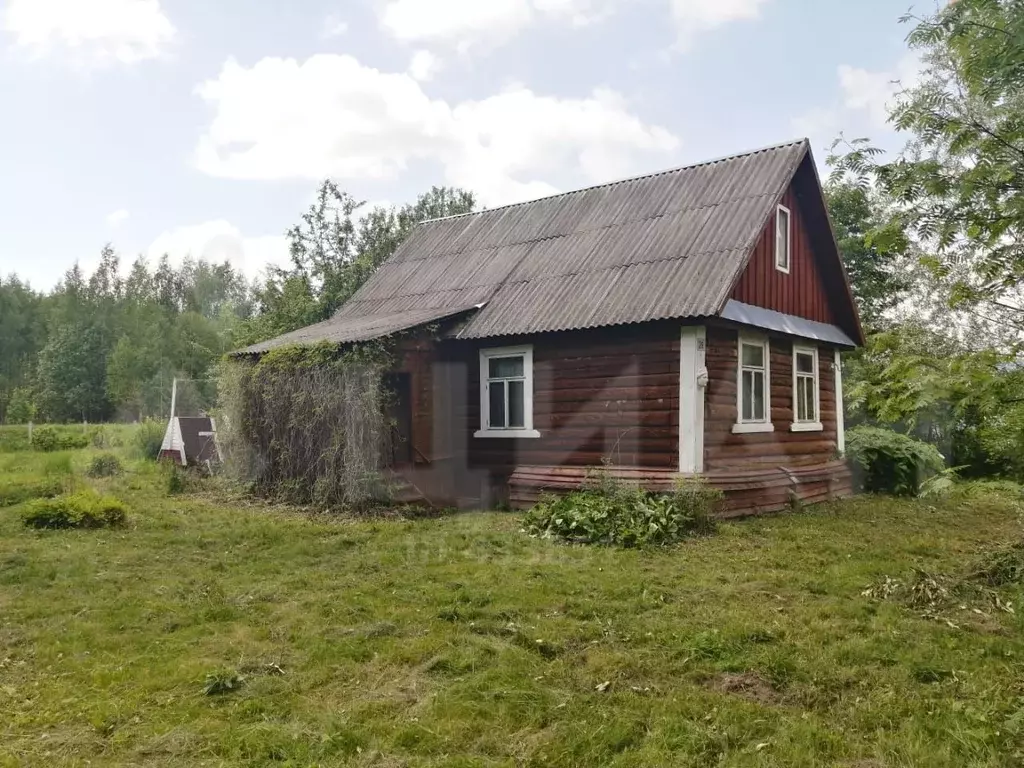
[36,323,112,422]
[0,276,45,421]
[5,388,36,424]
[830,0,1024,325]
[239,182,477,345]
[824,182,909,328]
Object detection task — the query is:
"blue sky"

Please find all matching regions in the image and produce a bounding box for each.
[0,0,919,291]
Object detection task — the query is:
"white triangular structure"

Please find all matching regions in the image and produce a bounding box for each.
[160,417,187,466]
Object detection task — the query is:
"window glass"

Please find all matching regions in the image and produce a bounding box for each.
[741,343,764,368]
[751,371,765,421]
[488,381,506,428]
[777,207,790,270]
[489,356,524,379]
[508,380,525,428]
[796,351,815,374]
[742,370,755,421]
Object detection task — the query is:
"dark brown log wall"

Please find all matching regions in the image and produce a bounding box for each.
[435,323,681,499]
[731,185,836,324]
[703,326,840,471]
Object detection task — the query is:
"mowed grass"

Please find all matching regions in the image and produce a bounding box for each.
[2,449,1024,766]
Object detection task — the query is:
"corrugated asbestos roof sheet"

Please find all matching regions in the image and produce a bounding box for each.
[236,305,481,355]
[241,139,810,352]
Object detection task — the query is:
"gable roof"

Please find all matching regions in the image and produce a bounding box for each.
[238,138,862,354]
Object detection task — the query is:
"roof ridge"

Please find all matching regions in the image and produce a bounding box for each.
[418,137,809,225]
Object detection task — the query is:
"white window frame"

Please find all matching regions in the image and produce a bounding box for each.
[775,204,791,274]
[474,345,540,439]
[733,333,774,434]
[791,344,823,432]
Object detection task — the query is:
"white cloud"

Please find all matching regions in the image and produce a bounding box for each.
[669,0,769,41]
[792,54,922,155]
[379,0,534,48]
[147,221,290,278]
[2,0,175,65]
[376,0,763,50]
[322,14,349,38]
[193,55,679,206]
[409,50,442,82]
[837,55,921,129]
[106,209,130,227]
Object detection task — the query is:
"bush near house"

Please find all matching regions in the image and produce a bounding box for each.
[846,426,946,496]
[523,478,721,547]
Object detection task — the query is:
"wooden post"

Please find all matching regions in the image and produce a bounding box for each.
[27,421,33,446]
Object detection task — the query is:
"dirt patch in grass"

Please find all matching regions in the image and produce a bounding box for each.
[708,672,781,705]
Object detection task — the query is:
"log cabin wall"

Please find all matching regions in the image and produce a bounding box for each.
[437,322,682,503]
[731,185,836,325]
[703,325,840,471]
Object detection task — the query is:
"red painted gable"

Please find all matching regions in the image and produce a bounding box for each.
[730,184,836,325]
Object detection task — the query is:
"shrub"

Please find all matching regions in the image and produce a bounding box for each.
[0,478,64,507]
[523,477,720,547]
[133,419,166,460]
[22,491,128,530]
[86,453,123,478]
[846,426,945,496]
[31,425,90,453]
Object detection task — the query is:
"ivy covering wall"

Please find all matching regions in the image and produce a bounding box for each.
[217,341,395,509]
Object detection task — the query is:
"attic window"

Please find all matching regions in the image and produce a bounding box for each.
[775,204,791,273]
[475,346,540,439]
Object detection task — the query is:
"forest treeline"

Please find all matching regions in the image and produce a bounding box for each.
[0,184,474,424]
[4,1,1024,477]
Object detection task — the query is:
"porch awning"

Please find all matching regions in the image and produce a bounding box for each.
[719,300,858,348]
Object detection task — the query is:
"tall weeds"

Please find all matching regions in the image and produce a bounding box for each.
[217,342,394,510]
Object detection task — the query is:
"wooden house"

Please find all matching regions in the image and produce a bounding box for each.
[238,139,863,516]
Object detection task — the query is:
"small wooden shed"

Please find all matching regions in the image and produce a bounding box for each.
[159,416,220,467]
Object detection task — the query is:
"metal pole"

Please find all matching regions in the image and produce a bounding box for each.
[170,378,178,420]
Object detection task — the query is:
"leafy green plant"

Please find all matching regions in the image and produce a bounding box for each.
[846,426,945,497]
[133,419,166,460]
[31,425,89,453]
[523,476,720,548]
[86,453,123,478]
[0,477,64,508]
[203,669,244,696]
[22,491,128,530]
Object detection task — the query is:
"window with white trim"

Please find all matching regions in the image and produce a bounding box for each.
[792,345,822,431]
[476,346,539,438]
[733,335,773,433]
[775,204,791,273]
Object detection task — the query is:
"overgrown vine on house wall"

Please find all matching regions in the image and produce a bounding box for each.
[216,339,397,509]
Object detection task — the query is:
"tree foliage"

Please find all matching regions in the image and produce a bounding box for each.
[824,182,909,327]
[0,180,471,425]
[830,0,1024,318]
[239,183,475,345]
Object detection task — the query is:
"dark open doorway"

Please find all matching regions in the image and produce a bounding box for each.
[385,373,413,467]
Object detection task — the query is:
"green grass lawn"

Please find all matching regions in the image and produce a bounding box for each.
[2,448,1024,766]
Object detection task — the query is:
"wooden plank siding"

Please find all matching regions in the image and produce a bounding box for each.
[730,185,836,325]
